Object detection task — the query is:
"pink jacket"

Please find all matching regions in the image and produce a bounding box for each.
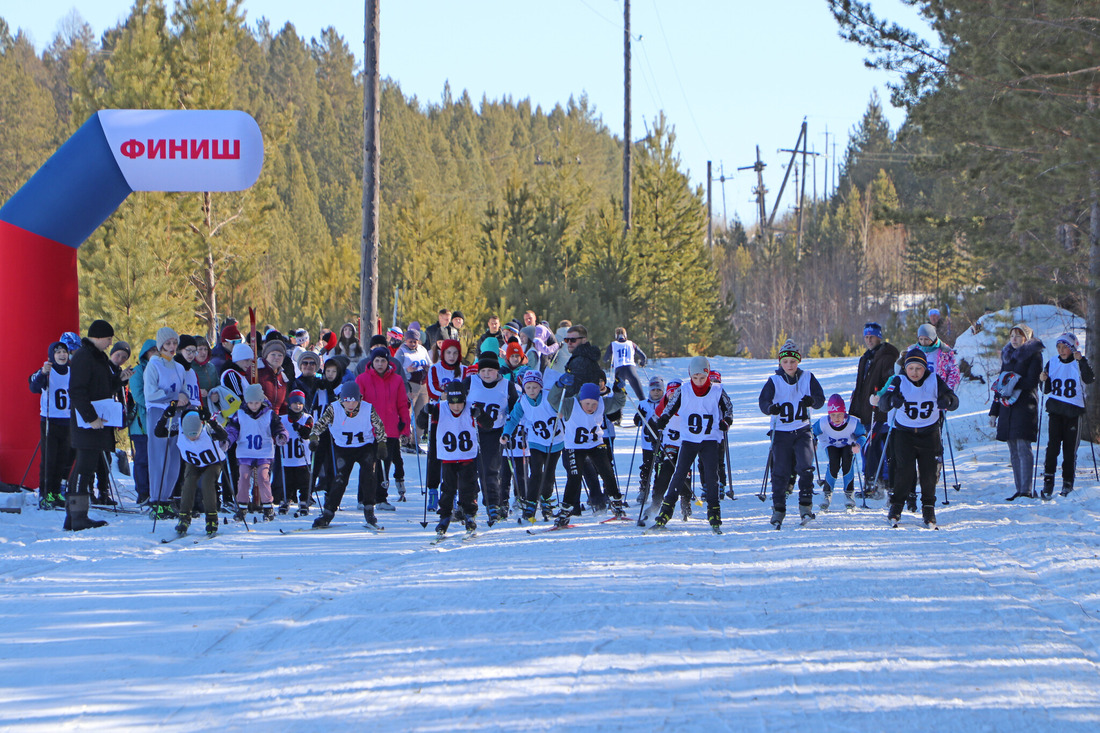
[356,365,411,438]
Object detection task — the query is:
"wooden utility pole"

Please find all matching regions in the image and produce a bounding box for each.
[706,160,712,247]
[360,0,381,337]
[738,147,767,242]
[622,0,632,232]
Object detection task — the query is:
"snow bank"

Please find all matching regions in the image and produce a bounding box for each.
[954,304,1086,382]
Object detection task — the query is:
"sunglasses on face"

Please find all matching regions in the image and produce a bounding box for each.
[564,337,579,343]
[228,338,242,346]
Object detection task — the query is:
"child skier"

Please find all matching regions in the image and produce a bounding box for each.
[428,381,480,538]
[757,340,826,529]
[280,390,315,515]
[466,351,518,524]
[881,348,959,527]
[632,376,664,513]
[425,339,464,511]
[226,383,288,521]
[812,394,868,511]
[644,379,685,522]
[28,340,74,508]
[503,370,564,522]
[649,356,733,532]
[1039,333,1095,498]
[308,381,387,529]
[155,404,228,537]
[547,378,627,527]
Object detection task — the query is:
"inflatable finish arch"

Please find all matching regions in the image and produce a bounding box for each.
[0,110,263,488]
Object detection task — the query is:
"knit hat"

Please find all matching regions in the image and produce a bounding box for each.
[863,322,883,339]
[60,332,81,351]
[110,341,131,358]
[827,394,846,415]
[1056,333,1079,350]
[688,355,710,376]
[88,320,114,339]
[578,383,601,402]
[181,411,203,439]
[520,325,537,342]
[505,342,527,364]
[404,328,420,341]
[1010,323,1033,340]
[928,308,941,318]
[521,370,543,387]
[451,310,465,320]
[243,383,265,403]
[156,326,178,351]
[904,347,927,368]
[287,390,306,405]
[445,380,467,404]
[221,323,242,342]
[321,330,338,351]
[368,334,387,348]
[369,346,390,363]
[665,379,682,398]
[297,350,320,368]
[261,340,286,359]
[648,376,665,390]
[178,334,197,351]
[917,323,937,342]
[231,343,254,362]
[339,381,361,401]
[477,351,500,372]
[778,339,801,362]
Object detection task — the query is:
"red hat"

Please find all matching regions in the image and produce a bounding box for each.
[505,342,527,364]
[827,394,846,414]
[220,323,242,342]
[321,330,338,351]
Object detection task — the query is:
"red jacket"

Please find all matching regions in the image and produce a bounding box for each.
[356,364,411,437]
[258,362,288,414]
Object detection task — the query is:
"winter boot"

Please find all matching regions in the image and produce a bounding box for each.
[906,490,918,513]
[610,499,626,519]
[297,501,309,516]
[922,504,938,529]
[312,509,334,529]
[397,480,407,501]
[679,492,692,521]
[278,501,290,515]
[520,500,537,523]
[233,504,248,522]
[554,504,574,529]
[205,513,219,537]
[262,504,276,521]
[844,488,856,509]
[1060,480,1075,497]
[65,493,108,532]
[376,500,396,511]
[1041,473,1055,500]
[174,515,191,535]
[707,505,722,533]
[427,488,439,511]
[769,508,785,530]
[819,490,832,511]
[799,504,816,526]
[434,515,451,536]
[463,514,478,533]
[1005,489,1034,501]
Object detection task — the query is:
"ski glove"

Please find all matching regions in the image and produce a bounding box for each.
[885,390,907,411]
[612,379,625,393]
[633,413,644,427]
[375,440,388,462]
[799,395,815,408]
[308,435,320,450]
[719,418,731,432]
[767,403,782,415]
[556,374,574,388]
[937,390,959,411]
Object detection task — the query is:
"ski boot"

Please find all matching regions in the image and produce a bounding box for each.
[799,504,816,526]
[174,515,191,535]
[906,491,918,513]
[707,505,722,534]
[363,505,382,530]
[486,504,500,527]
[497,503,510,521]
[463,514,478,534]
[297,501,309,516]
[376,500,396,511]
[1041,473,1055,501]
[769,508,785,530]
[679,492,692,521]
[262,504,276,521]
[610,499,627,519]
[1060,480,1075,497]
[520,500,537,524]
[205,513,218,537]
[397,480,407,502]
[232,504,247,522]
[922,504,938,530]
[554,504,574,529]
[888,498,904,526]
[312,509,334,529]
[278,501,290,515]
[652,500,675,529]
[819,490,832,511]
[540,497,557,522]
[844,487,856,509]
[64,493,108,531]
[427,488,439,512]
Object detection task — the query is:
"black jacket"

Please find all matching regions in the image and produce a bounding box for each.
[68,338,122,451]
[850,341,900,426]
[990,338,1044,442]
[563,342,606,399]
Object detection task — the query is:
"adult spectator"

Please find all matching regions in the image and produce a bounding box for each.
[991,323,1044,501]
[395,328,431,448]
[927,308,952,344]
[850,322,899,494]
[65,319,119,531]
[424,308,458,355]
[211,321,242,372]
[356,346,411,508]
[476,315,504,356]
[561,325,604,399]
[450,311,475,365]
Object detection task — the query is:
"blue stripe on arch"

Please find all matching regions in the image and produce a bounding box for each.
[0,112,132,249]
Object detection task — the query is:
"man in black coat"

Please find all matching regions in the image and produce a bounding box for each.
[560,325,605,399]
[66,319,120,531]
[850,322,900,492]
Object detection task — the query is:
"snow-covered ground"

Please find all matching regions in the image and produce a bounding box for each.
[2,354,1100,732]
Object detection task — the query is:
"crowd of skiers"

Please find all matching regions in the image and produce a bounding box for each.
[27,306,1092,537]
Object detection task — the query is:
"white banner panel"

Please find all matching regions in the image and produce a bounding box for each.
[98,109,264,192]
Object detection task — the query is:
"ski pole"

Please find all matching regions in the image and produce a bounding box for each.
[855,450,868,509]
[758,416,777,502]
[223,457,250,532]
[1083,386,1100,482]
[623,425,640,503]
[1033,391,1044,496]
[870,414,897,501]
[812,435,826,492]
[19,439,41,493]
[100,451,122,515]
[943,413,962,491]
[723,429,735,500]
[940,440,951,506]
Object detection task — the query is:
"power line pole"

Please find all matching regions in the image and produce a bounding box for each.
[706,160,712,247]
[738,147,767,242]
[622,0,632,233]
[360,0,380,337]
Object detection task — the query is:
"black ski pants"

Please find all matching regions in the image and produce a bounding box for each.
[771,428,814,512]
[890,425,941,514]
[39,418,73,499]
[180,463,220,517]
[525,448,560,505]
[440,460,478,520]
[563,445,621,510]
[662,440,721,511]
[326,443,377,514]
[477,427,504,507]
[1044,412,1079,486]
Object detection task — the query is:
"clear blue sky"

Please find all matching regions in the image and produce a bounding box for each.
[5,0,927,227]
